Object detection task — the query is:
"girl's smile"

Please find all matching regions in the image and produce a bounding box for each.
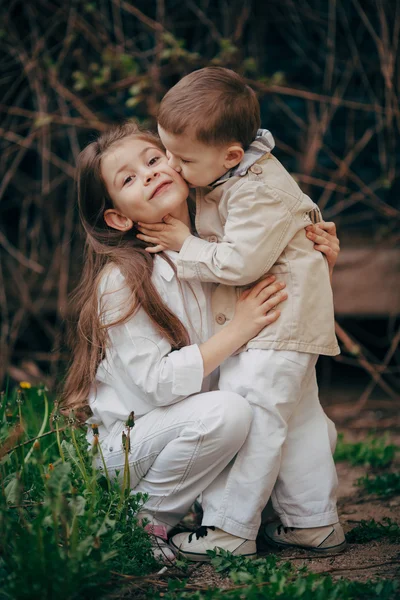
[149,179,173,200]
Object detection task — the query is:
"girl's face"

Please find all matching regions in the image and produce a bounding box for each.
[101,136,189,225]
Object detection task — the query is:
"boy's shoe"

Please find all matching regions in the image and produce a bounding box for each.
[170,526,257,562]
[263,521,346,555]
[144,523,177,562]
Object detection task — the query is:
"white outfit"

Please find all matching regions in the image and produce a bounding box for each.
[88,252,338,535]
[88,252,252,530]
[202,349,339,539]
[97,391,252,530]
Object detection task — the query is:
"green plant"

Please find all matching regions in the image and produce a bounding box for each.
[334,433,398,468]
[147,551,399,599]
[357,472,400,498]
[347,518,400,544]
[0,384,158,600]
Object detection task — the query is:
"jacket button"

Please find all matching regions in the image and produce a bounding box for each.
[215,313,227,325]
[250,164,263,174]
[208,235,218,243]
[109,447,113,452]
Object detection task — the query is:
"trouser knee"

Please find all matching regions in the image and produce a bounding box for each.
[211,391,253,451]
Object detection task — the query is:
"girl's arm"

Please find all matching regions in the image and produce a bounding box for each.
[199,276,286,377]
[102,271,285,408]
[305,221,340,282]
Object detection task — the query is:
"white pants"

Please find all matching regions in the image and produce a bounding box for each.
[99,391,253,531]
[201,350,339,540]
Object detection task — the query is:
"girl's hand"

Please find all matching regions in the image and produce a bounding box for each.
[137,215,191,253]
[306,221,340,278]
[231,276,287,343]
[199,276,287,377]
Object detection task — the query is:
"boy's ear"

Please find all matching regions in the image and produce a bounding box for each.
[223,145,244,170]
[104,209,133,231]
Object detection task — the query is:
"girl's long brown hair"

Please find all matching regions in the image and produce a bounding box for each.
[62,121,190,416]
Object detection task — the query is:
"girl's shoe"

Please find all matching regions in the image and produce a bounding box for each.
[263,521,346,555]
[170,526,256,562]
[144,523,177,562]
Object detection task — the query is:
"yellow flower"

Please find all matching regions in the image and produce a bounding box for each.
[19,381,32,389]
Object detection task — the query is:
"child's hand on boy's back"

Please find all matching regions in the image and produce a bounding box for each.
[305,221,340,279]
[137,215,191,253]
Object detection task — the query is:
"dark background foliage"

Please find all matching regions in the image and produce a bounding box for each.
[0,0,399,410]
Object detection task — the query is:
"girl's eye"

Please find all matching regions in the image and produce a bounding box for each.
[181,159,190,164]
[148,156,160,166]
[123,175,135,186]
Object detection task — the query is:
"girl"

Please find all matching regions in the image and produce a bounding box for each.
[63,122,340,561]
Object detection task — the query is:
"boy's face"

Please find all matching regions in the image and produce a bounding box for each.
[158,125,243,187]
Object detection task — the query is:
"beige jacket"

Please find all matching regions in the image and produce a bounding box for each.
[177,153,340,356]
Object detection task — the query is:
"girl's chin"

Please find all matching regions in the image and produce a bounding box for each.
[159,195,187,212]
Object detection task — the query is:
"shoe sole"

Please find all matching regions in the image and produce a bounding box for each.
[170,542,257,562]
[263,535,347,556]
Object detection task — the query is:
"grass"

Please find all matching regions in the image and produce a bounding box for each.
[144,551,399,599]
[1,384,399,600]
[334,433,398,468]
[357,472,400,498]
[347,518,400,544]
[0,383,158,600]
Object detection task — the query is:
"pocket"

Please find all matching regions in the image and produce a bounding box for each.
[133,451,160,479]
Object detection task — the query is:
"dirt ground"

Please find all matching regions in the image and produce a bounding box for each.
[183,403,400,588]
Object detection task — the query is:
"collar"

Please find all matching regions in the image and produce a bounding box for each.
[155,251,176,282]
[212,128,275,187]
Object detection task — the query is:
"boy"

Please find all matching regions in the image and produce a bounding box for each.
[137,67,345,559]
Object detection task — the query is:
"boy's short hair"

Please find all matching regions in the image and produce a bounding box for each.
[158,67,261,149]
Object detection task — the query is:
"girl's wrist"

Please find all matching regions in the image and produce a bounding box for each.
[223,320,251,351]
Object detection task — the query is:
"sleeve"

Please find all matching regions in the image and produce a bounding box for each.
[100,270,205,408]
[177,182,300,286]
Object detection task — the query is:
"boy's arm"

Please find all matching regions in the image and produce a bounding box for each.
[177,183,297,285]
[138,182,297,285]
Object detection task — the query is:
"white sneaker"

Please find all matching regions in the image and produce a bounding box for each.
[170,526,257,562]
[263,521,347,555]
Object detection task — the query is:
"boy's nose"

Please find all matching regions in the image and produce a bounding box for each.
[168,153,182,173]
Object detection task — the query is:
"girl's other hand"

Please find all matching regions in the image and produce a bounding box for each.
[137,214,191,253]
[306,221,340,278]
[232,276,287,342]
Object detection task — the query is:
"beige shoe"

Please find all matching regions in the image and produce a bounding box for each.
[170,526,257,562]
[263,521,347,555]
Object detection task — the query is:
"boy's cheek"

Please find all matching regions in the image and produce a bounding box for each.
[183,167,206,187]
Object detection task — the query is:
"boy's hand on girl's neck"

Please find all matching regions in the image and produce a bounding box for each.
[136,214,192,254]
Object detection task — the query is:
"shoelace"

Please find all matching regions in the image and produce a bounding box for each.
[188,525,216,543]
[277,525,295,535]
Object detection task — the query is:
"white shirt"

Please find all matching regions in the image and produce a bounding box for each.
[87,251,215,435]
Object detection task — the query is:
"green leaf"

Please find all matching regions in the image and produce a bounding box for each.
[4,477,20,504]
